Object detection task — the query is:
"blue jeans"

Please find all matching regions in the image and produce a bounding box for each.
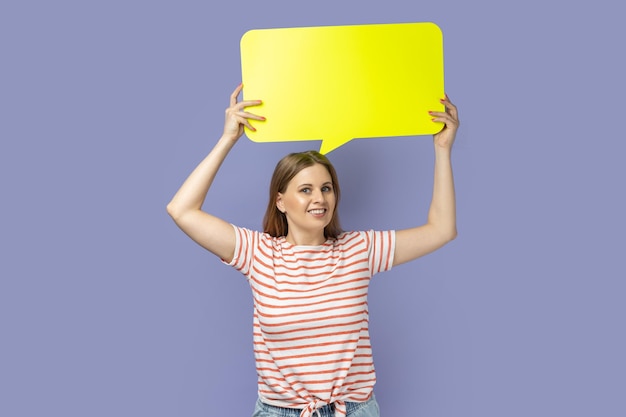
[252,394,380,417]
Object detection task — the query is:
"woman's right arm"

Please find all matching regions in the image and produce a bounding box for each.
[166,84,263,262]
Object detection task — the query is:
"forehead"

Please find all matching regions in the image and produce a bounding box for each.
[289,163,332,185]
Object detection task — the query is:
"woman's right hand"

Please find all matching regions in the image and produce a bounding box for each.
[223,83,264,140]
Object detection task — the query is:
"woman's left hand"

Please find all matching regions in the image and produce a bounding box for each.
[430,95,459,150]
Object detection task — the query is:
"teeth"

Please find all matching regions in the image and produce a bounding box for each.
[309,209,325,214]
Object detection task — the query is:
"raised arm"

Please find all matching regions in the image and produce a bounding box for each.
[393,95,459,267]
[166,84,263,262]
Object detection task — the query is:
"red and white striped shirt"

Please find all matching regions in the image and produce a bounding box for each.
[225,225,395,417]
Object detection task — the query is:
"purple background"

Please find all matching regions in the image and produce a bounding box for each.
[1,1,624,416]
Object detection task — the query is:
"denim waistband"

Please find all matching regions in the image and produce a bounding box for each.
[254,394,376,417]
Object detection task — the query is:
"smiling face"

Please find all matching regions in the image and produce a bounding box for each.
[276,163,336,245]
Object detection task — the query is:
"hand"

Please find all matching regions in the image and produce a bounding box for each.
[222,83,264,140]
[429,94,459,151]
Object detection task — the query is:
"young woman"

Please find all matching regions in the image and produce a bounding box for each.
[167,83,459,417]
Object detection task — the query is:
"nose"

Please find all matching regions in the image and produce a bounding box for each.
[312,188,325,203]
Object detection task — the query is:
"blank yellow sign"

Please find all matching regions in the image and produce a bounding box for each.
[240,22,445,154]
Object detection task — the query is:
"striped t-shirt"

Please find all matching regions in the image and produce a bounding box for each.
[225,225,395,417]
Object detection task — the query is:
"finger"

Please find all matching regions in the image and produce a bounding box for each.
[235,99,263,111]
[432,114,459,126]
[429,112,458,127]
[236,115,256,132]
[237,110,266,121]
[439,97,456,110]
[431,105,458,123]
[429,110,454,120]
[445,104,458,120]
[440,95,458,118]
[230,83,243,106]
[225,113,263,131]
[228,106,265,120]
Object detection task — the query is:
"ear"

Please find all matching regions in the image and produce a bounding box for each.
[276,193,285,213]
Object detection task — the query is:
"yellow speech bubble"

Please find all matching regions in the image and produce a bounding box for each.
[240,22,445,154]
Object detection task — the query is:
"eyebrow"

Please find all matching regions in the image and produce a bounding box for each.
[298,182,333,187]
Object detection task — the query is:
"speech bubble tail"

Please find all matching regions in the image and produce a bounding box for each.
[319,139,350,155]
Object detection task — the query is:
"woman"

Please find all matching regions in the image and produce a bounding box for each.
[167,83,459,417]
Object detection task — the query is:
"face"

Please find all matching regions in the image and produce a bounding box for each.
[276,163,336,242]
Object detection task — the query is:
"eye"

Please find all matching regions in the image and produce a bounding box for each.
[300,187,311,193]
[322,185,333,193]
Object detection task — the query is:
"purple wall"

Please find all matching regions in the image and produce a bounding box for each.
[1,1,624,416]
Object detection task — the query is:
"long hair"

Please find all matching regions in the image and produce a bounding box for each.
[263,150,342,239]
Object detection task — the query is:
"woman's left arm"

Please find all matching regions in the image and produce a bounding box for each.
[393,95,460,267]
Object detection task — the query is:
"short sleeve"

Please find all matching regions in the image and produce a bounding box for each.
[222,224,259,276]
[365,230,396,275]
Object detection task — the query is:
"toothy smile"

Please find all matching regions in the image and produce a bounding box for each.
[308,209,326,215]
